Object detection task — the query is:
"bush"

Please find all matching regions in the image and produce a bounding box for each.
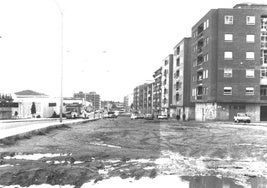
[51,111,59,118]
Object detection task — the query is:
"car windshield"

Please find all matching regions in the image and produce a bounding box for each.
[238,113,247,117]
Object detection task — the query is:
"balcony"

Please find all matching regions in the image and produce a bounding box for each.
[197,47,203,54]
[197,54,204,65]
[197,95,203,100]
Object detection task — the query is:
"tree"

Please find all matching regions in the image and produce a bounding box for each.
[31,102,36,115]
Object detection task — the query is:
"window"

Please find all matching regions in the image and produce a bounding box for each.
[197,70,203,81]
[224,34,233,41]
[197,86,203,95]
[192,88,196,97]
[246,87,254,95]
[176,46,180,55]
[246,69,255,78]
[204,19,209,30]
[48,103,56,107]
[224,87,232,95]
[246,34,255,43]
[205,69,208,78]
[224,51,233,59]
[225,15,233,24]
[261,86,267,96]
[193,60,197,67]
[205,87,208,95]
[261,67,267,78]
[164,60,168,65]
[246,16,255,25]
[261,50,267,64]
[246,52,255,60]
[204,37,209,46]
[204,54,209,62]
[224,68,232,77]
[176,82,180,90]
[176,58,180,66]
[176,70,180,77]
[206,19,209,28]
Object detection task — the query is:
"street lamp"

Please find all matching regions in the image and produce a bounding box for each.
[53,0,64,123]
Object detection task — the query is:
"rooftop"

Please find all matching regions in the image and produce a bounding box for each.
[15,90,47,96]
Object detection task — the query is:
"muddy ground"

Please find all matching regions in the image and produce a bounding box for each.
[0,117,267,187]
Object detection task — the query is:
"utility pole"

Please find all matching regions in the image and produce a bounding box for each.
[53,0,64,123]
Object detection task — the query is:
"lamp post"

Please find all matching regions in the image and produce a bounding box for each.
[53,0,64,123]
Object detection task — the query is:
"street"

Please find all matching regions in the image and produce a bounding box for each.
[0,117,267,187]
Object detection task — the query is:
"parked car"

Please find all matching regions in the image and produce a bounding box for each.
[107,111,118,118]
[234,113,251,123]
[158,114,168,120]
[130,113,138,120]
[145,114,154,120]
[65,111,79,119]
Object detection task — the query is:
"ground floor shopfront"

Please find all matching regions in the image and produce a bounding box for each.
[169,106,195,121]
[194,102,267,122]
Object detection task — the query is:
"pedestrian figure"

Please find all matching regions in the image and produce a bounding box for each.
[176,114,180,120]
[182,114,186,121]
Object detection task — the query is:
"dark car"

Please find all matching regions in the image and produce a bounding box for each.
[145,114,154,120]
[107,111,118,118]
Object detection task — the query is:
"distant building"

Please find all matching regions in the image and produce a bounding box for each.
[153,67,162,115]
[191,3,267,122]
[133,82,153,114]
[73,91,101,110]
[123,95,130,112]
[172,38,195,120]
[162,54,173,116]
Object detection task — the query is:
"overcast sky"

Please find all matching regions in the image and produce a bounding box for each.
[0,0,265,101]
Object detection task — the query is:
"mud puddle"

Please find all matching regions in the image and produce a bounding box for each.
[84,175,267,188]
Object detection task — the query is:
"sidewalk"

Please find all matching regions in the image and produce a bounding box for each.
[0,118,98,140]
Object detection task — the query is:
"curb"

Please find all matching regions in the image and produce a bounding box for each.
[0,118,100,144]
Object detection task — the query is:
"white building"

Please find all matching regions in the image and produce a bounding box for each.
[12,90,60,118]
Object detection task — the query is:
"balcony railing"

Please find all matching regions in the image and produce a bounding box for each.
[196,95,203,100]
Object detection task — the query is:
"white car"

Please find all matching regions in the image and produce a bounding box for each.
[158,114,168,120]
[234,113,251,123]
[130,113,138,120]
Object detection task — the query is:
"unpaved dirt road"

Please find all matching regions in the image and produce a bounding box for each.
[0,117,267,187]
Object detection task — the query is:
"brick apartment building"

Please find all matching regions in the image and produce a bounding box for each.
[191,3,267,122]
[171,38,195,120]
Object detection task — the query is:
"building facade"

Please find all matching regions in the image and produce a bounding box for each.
[172,38,195,120]
[133,83,153,114]
[12,90,60,118]
[73,91,101,110]
[161,55,173,116]
[191,3,267,122]
[153,67,163,115]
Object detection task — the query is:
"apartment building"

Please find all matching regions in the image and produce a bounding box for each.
[191,3,267,122]
[73,91,101,110]
[153,67,162,115]
[133,83,153,114]
[172,38,195,120]
[162,55,173,116]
